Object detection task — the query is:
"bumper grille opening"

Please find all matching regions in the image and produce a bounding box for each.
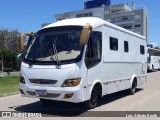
[19,89,25,95]
[27,91,61,98]
[27,91,36,96]
[29,79,58,85]
[39,93,61,98]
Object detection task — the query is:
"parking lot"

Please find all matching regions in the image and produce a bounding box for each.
[0,71,160,118]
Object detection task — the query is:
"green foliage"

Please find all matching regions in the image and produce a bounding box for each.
[0,28,21,72]
[0,29,20,52]
[0,76,19,97]
[0,46,19,72]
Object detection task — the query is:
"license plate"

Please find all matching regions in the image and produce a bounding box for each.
[35,90,47,96]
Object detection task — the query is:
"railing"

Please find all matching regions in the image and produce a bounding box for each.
[112,19,134,23]
[0,72,20,77]
[111,6,147,15]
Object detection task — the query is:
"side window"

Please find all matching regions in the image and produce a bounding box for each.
[140,45,145,55]
[124,41,129,52]
[110,37,118,51]
[85,31,102,68]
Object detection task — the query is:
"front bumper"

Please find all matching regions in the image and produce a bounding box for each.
[19,83,82,103]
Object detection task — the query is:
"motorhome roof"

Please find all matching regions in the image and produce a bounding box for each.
[42,17,146,40]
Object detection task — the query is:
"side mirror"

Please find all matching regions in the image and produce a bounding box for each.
[18,32,34,52]
[16,53,23,66]
[80,24,92,45]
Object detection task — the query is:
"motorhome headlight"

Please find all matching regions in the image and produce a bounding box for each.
[20,76,26,84]
[61,79,81,87]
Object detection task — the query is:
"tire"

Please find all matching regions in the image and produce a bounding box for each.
[152,65,154,71]
[40,98,53,104]
[84,87,99,109]
[128,79,137,95]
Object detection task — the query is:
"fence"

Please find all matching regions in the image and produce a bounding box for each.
[0,72,20,77]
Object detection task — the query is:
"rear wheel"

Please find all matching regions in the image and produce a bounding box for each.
[128,79,137,95]
[152,65,154,71]
[84,87,99,109]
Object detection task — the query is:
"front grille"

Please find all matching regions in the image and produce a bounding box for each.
[27,91,60,98]
[20,89,25,95]
[27,91,36,96]
[39,93,61,98]
[29,79,57,85]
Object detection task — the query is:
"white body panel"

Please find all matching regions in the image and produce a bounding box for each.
[19,17,147,103]
[147,48,160,71]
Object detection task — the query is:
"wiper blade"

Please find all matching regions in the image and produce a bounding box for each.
[50,37,61,66]
[53,44,61,66]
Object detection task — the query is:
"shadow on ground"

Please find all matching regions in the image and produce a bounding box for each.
[12,88,143,117]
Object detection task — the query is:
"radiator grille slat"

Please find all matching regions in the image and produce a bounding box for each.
[29,79,57,85]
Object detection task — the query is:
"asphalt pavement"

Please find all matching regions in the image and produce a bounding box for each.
[0,71,160,119]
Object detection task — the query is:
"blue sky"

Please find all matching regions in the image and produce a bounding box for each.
[0,0,159,45]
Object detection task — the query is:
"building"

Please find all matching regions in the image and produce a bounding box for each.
[41,23,51,28]
[55,0,149,42]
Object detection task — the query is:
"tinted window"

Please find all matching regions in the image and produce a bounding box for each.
[148,48,160,56]
[85,31,102,68]
[124,41,129,52]
[110,37,118,51]
[24,26,83,65]
[135,24,141,28]
[140,45,145,54]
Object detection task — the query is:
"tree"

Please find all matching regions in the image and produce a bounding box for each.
[0,28,21,72]
[0,29,20,52]
[0,46,19,72]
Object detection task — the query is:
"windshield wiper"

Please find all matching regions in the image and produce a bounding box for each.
[50,37,61,66]
[53,44,61,66]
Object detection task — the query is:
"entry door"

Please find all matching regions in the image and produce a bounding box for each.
[85,30,102,90]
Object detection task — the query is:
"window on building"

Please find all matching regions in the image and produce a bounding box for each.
[85,31,102,68]
[76,12,92,18]
[123,17,128,21]
[135,15,141,19]
[135,24,141,28]
[123,16,132,22]
[140,45,145,54]
[113,17,122,23]
[77,14,83,18]
[110,37,118,51]
[124,41,129,52]
[123,25,133,30]
[88,12,92,16]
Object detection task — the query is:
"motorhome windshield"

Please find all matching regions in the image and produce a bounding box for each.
[24,26,84,65]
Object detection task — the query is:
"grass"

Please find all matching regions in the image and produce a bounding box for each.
[0,76,19,97]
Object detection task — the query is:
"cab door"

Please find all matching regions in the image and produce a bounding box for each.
[85,30,103,99]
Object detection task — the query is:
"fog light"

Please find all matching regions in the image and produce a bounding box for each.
[19,89,25,95]
[20,76,26,84]
[64,93,74,99]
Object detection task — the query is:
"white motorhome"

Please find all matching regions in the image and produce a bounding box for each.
[147,48,160,71]
[19,17,147,109]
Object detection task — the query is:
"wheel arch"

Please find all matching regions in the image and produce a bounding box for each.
[88,80,103,100]
[130,74,137,88]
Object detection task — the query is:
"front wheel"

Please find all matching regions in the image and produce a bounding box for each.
[84,87,99,109]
